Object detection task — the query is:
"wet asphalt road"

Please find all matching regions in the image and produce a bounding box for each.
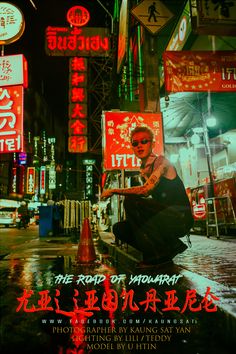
[0,225,235,354]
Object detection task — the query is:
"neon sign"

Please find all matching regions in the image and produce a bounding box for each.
[45,27,110,57]
[68,57,88,153]
[0,86,24,153]
[67,6,90,27]
[26,167,35,194]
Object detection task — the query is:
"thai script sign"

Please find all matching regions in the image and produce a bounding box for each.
[45,27,110,57]
[102,111,163,171]
[163,51,236,92]
[0,85,24,153]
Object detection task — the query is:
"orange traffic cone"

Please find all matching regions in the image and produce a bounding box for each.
[77,218,97,264]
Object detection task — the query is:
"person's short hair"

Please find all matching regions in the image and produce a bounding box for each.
[130,126,154,142]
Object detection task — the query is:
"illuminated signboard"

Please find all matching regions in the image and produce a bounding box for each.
[163,51,236,92]
[11,167,17,193]
[68,57,88,153]
[0,2,25,45]
[103,111,164,170]
[68,119,87,135]
[85,164,93,198]
[0,85,24,153]
[82,159,96,198]
[117,0,129,74]
[190,0,236,36]
[40,166,46,194]
[18,152,27,165]
[166,1,191,51]
[26,167,35,194]
[49,165,56,189]
[45,27,110,57]
[67,6,90,27]
[68,136,88,153]
[0,54,28,88]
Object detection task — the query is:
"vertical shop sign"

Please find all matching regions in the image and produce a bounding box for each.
[68,57,88,153]
[83,159,95,198]
[166,0,191,51]
[102,111,163,170]
[26,167,35,194]
[49,165,56,189]
[11,167,17,193]
[117,0,129,74]
[0,85,24,153]
[40,166,46,195]
[45,5,111,155]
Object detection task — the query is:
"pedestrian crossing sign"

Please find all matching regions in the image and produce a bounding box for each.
[131,0,174,35]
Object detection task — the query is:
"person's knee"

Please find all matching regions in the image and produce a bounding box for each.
[113,221,134,244]
[112,222,120,236]
[123,196,133,210]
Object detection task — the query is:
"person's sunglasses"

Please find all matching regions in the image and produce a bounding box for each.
[131,139,151,147]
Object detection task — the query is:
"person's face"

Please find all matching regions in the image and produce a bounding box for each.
[131,131,154,160]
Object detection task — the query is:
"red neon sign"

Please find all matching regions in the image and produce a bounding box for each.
[68,136,88,153]
[68,119,87,135]
[69,72,87,88]
[69,103,87,119]
[26,167,35,194]
[0,85,24,153]
[68,56,88,153]
[45,27,110,57]
[70,57,87,72]
[67,6,90,27]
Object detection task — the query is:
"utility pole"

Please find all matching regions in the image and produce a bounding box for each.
[143,30,160,113]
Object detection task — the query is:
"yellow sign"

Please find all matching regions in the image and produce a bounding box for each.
[131,0,174,35]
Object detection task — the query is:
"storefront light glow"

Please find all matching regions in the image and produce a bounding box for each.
[191,132,201,145]
[206,116,217,128]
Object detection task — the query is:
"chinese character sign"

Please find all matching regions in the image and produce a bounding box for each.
[26,167,35,194]
[0,86,24,153]
[163,51,236,92]
[103,112,164,170]
[40,166,46,195]
[68,57,88,153]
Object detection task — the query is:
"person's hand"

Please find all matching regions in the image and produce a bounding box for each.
[101,189,114,200]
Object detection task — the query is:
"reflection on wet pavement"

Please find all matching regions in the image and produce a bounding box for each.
[0,251,233,354]
[0,227,234,354]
